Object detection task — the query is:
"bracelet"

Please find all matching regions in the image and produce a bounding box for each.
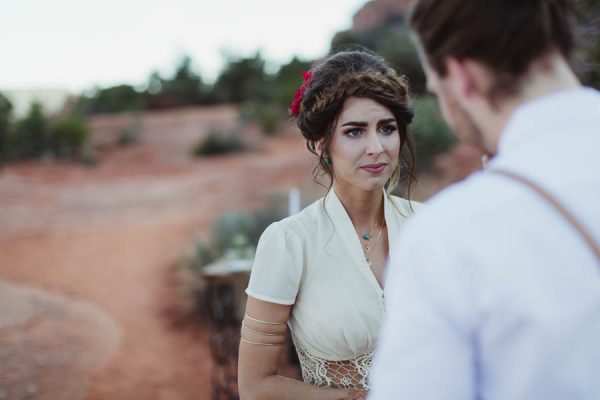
[241,321,286,337]
[244,313,287,326]
[240,338,284,347]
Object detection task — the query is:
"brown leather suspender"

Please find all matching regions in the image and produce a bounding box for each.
[489,169,600,264]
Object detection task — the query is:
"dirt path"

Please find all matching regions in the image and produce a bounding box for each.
[0,279,120,400]
[0,127,316,399]
[0,222,211,399]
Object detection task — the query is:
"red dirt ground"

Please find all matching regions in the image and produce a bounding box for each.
[0,105,451,400]
[0,106,318,400]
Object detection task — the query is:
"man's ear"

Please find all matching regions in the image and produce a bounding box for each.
[446,56,492,99]
[445,56,476,98]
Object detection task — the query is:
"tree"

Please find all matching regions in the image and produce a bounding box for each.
[76,84,144,115]
[574,0,600,89]
[95,85,143,113]
[211,52,270,103]
[12,102,48,159]
[239,57,312,136]
[331,16,426,94]
[410,96,456,172]
[0,93,13,159]
[159,55,208,106]
[51,116,89,159]
[272,57,313,109]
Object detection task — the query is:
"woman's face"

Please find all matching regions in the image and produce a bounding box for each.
[327,96,400,193]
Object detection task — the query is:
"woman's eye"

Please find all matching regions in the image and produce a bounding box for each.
[345,128,362,137]
[380,125,397,135]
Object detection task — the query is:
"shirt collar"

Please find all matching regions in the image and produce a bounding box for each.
[324,187,394,226]
[497,87,596,156]
[324,188,398,293]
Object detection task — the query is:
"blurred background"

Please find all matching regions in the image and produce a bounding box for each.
[0,1,598,399]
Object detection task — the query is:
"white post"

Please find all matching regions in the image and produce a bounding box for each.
[288,187,300,216]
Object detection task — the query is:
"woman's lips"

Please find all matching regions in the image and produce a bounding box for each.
[361,163,387,174]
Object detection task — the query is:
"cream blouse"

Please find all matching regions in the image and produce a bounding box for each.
[245,189,421,389]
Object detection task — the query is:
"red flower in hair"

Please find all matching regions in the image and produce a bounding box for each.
[290,70,313,117]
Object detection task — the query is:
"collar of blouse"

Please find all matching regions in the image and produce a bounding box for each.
[324,188,402,294]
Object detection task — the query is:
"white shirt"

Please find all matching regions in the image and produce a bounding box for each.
[246,189,421,388]
[369,87,600,400]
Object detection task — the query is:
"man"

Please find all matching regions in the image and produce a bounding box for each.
[369,1,600,399]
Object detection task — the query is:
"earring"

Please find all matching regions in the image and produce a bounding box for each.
[323,156,332,165]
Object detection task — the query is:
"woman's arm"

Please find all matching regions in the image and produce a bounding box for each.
[238,297,366,400]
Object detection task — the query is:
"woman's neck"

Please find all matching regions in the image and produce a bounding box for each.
[333,183,384,231]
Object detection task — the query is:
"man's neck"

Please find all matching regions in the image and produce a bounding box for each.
[479,53,581,155]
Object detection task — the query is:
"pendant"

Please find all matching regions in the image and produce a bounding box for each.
[362,233,370,240]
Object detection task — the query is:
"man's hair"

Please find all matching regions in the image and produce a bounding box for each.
[409,0,576,98]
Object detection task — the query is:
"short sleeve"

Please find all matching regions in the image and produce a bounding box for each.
[245,221,303,305]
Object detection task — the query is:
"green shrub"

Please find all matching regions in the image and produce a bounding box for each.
[117,114,141,146]
[76,84,143,114]
[117,128,137,146]
[1,101,92,163]
[212,198,286,253]
[51,116,89,159]
[410,96,456,172]
[186,196,287,273]
[0,93,13,160]
[187,241,220,275]
[193,129,246,157]
[241,102,282,136]
[9,102,48,160]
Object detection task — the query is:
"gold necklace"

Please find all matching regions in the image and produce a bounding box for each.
[362,223,384,267]
[355,210,385,241]
[356,212,386,267]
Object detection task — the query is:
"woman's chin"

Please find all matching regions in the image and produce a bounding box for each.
[334,175,390,194]
[357,179,388,193]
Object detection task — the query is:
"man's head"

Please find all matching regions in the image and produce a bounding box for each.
[409,0,578,154]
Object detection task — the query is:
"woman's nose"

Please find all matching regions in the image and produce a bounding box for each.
[366,131,384,155]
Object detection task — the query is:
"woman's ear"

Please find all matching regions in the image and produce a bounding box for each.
[315,140,324,157]
[315,140,332,165]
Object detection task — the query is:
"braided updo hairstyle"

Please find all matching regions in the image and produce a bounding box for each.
[292,50,417,197]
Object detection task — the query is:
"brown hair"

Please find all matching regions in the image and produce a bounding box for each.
[293,50,417,197]
[409,0,576,99]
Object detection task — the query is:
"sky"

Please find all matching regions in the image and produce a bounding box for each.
[0,0,368,93]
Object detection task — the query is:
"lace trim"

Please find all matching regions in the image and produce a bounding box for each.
[292,336,373,390]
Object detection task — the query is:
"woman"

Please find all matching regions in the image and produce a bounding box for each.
[238,50,421,400]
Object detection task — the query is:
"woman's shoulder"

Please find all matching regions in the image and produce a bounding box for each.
[261,196,325,240]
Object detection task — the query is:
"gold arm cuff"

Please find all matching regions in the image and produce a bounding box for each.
[241,321,286,337]
[244,313,287,326]
[240,338,284,347]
